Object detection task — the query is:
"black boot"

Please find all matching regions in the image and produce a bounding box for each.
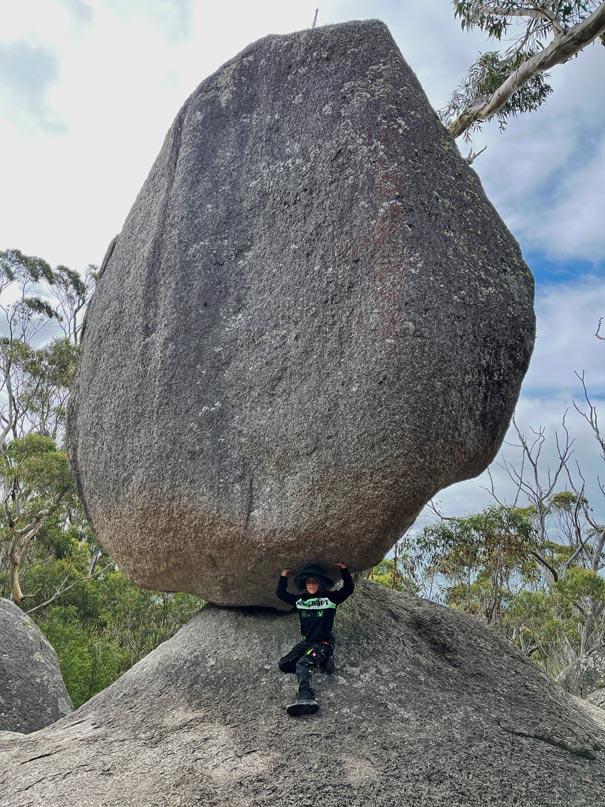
[287,685,319,717]
[298,684,315,701]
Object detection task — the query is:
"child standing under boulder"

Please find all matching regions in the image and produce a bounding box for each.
[277,563,354,716]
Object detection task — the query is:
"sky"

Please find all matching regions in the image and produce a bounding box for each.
[0,0,604,527]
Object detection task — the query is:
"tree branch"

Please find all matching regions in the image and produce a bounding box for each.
[530,549,558,583]
[471,4,565,34]
[450,3,605,138]
[25,562,113,615]
[465,144,488,164]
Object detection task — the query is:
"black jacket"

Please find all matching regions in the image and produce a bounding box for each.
[276,568,354,642]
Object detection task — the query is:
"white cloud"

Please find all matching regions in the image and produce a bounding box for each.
[524,275,605,396]
[472,44,605,263]
[428,275,605,524]
[57,0,94,26]
[0,41,65,131]
[104,0,194,43]
[0,0,323,268]
[530,139,605,261]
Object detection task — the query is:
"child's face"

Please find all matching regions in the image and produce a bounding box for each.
[305,578,319,595]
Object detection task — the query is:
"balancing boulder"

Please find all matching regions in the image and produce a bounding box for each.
[68,20,535,606]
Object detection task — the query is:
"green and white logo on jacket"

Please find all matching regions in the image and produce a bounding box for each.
[295,597,336,611]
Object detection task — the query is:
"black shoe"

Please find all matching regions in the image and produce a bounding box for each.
[324,655,335,675]
[287,697,319,717]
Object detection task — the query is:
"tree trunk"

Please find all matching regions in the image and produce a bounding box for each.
[10,555,23,606]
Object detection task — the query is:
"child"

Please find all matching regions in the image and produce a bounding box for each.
[277,562,354,716]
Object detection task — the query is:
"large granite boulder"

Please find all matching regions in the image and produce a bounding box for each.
[0,598,72,733]
[68,20,535,606]
[0,582,603,806]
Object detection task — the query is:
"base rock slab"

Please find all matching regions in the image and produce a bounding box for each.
[1,582,603,807]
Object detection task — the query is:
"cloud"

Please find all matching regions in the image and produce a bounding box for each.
[105,0,193,44]
[469,44,605,264]
[58,0,94,26]
[425,274,605,523]
[524,274,605,397]
[0,41,65,131]
[530,139,605,262]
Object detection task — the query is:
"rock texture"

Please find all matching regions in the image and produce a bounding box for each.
[68,20,535,606]
[0,582,603,807]
[0,598,72,733]
[589,689,605,712]
[558,647,605,697]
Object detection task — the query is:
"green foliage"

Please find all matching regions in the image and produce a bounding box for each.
[34,582,202,708]
[35,606,123,707]
[370,558,402,590]
[3,433,72,496]
[0,248,55,287]
[453,1,602,45]
[407,505,537,623]
[555,567,605,611]
[10,530,203,707]
[443,50,553,137]
[369,557,419,593]
[372,479,605,676]
[445,1,605,138]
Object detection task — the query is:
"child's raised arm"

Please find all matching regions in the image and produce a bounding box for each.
[330,563,354,604]
[276,569,298,606]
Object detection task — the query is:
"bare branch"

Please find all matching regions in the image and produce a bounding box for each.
[530,549,558,584]
[573,371,605,460]
[465,144,488,164]
[427,499,458,521]
[470,3,565,35]
[481,467,508,505]
[25,562,113,615]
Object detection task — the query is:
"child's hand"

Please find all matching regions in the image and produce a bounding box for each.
[281,568,295,577]
[334,562,348,570]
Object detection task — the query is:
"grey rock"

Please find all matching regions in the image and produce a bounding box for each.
[588,689,605,711]
[68,20,535,606]
[559,647,605,697]
[0,582,603,807]
[0,598,72,733]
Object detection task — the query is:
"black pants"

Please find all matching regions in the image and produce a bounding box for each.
[278,639,334,699]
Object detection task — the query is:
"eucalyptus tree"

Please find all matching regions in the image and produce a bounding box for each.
[443,1,605,145]
[0,249,95,606]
